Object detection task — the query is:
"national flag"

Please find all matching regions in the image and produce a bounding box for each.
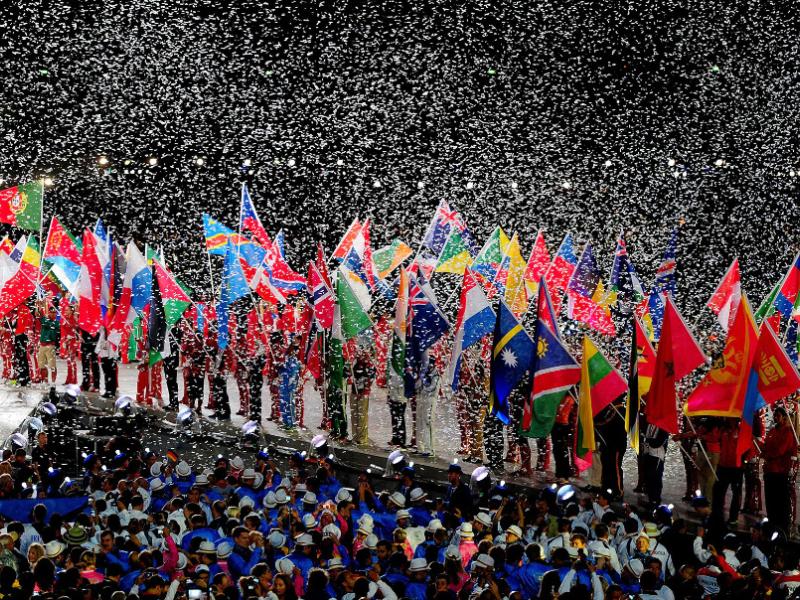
[521,302,581,437]
[755,279,781,325]
[707,258,742,332]
[274,229,286,259]
[785,318,799,366]
[775,253,800,318]
[471,226,510,279]
[627,316,656,453]
[307,261,335,329]
[315,243,333,289]
[107,241,151,345]
[42,216,82,298]
[203,213,235,255]
[489,299,535,425]
[686,295,757,417]
[566,242,615,335]
[435,229,472,275]
[423,200,470,256]
[644,295,707,434]
[269,256,306,293]
[332,218,361,261]
[147,264,167,365]
[246,261,287,305]
[94,218,110,245]
[336,273,372,340]
[446,268,495,391]
[0,181,43,231]
[536,277,561,339]
[504,233,529,314]
[543,233,578,315]
[575,336,628,470]
[387,268,409,391]
[373,239,413,280]
[217,240,252,350]
[239,183,272,248]
[609,233,645,313]
[358,219,378,287]
[738,323,800,459]
[77,229,104,335]
[637,289,666,342]
[407,276,449,354]
[298,304,322,379]
[523,230,550,298]
[0,236,23,289]
[0,237,40,319]
[339,264,371,311]
[327,303,346,414]
[655,227,678,297]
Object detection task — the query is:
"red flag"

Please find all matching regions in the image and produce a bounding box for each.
[316,242,333,290]
[707,258,742,333]
[332,218,361,261]
[78,229,103,334]
[524,230,550,297]
[686,295,757,418]
[645,296,706,433]
[298,304,321,379]
[307,261,335,329]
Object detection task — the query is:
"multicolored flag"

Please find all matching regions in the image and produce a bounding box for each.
[422,200,475,256]
[108,241,151,346]
[536,277,561,339]
[42,216,82,299]
[543,233,578,315]
[521,300,580,438]
[755,279,781,325]
[77,229,104,335]
[387,268,409,392]
[373,239,413,279]
[737,323,800,459]
[707,258,742,332]
[785,318,799,366]
[575,336,628,470]
[627,316,656,453]
[609,233,645,313]
[686,295,757,417]
[239,183,272,248]
[0,237,40,319]
[503,233,529,314]
[566,242,615,335]
[523,230,550,298]
[446,268,495,391]
[217,240,252,350]
[336,273,372,340]
[774,253,800,318]
[306,261,335,329]
[489,298,535,425]
[436,229,473,275]
[298,304,322,379]
[655,227,678,297]
[0,181,43,231]
[202,214,235,256]
[332,218,361,261]
[644,296,706,434]
[472,226,510,279]
[407,276,449,354]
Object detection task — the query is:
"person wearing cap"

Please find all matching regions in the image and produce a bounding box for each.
[407,487,431,528]
[445,463,473,520]
[557,551,605,600]
[289,532,316,583]
[405,557,429,600]
[457,522,478,567]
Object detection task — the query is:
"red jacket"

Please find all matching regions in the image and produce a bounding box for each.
[763,424,798,475]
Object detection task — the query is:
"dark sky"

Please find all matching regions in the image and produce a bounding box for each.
[1,0,798,326]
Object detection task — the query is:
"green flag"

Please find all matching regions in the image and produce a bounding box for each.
[755,280,780,323]
[337,274,372,339]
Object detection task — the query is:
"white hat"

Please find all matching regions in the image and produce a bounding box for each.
[194,473,209,486]
[426,519,444,533]
[506,525,523,540]
[409,488,427,502]
[150,478,165,492]
[364,534,378,550]
[64,384,80,398]
[231,456,245,471]
[263,491,278,509]
[358,522,373,536]
[587,541,611,558]
[275,557,295,575]
[323,524,341,540]
[459,523,474,538]
[195,564,210,574]
[358,514,374,528]
[241,468,256,480]
[175,461,191,478]
[444,545,460,561]
[296,533,314,546]
[395,509,411,522]
[176,553,188,570]
[253,473,264,489]
[302,514,316,529]
[150,463,163,478]
[409,558,428,572]
[295,483,308,494]
[475,512,492,528]
[335,488,353,503]
[303,491,318,505]
[389,491,406,508]
[275,489,290,504]
[327,557,345,570]
[475,554,495,569]
[45,540,65,559]
[268,531,287,548]
[239,496,255,509]
[216,541,233,559]
[627,558,644,578]
[197,540,217,555]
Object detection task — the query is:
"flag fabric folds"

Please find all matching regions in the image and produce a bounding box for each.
[336,273,372,340]
[43,216,82,299]
[503,233,528,314]
[436,229,472,275]
[239,183,272,248]
[387,268,409,392]
[655,227,678,297]
[0,237,40,319]
[217,241,251,350]
[627,316,656,453]
[686,295,757,418]
[373,239,413,279]
[523,230,550,298]
[644,296,706,434]
[307,261,335,329]
[707,258,742,332]
[0,181,43,231]
[544,233,578,315]
[566,242,615,335]
[489,299,535,425]
[77,229,104,335]
[775,253,800,318]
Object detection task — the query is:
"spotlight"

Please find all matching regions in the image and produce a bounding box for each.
[336,159,344,166]
[176,406,194,429]
[147,157,158,166]
[469,466,492,494]
[98,156,109,166]
[372,179,382,189]
[43,177,54,187]
[8,432,28,450]
[310,434,330,458]
[195,157,205,166]
[287,158,296,167]
[114,395,133,415]
[384,450,407,477]
[510,181,518,190]
[556,484,576,504]
[465,181,474,190]
[561,180,572,190]
[790,170,796,178]
[39,402,57,418]
[243,158,252,167]
[667,158,676,167]
[603,159,612,167]
[241,420,261,445]
[417,181,425,190]
[714,158,724,167]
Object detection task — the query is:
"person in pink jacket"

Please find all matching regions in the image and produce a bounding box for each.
[457,523,478,567]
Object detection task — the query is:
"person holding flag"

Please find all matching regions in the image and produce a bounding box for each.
[58,297,79,385]
[36,300,59,384]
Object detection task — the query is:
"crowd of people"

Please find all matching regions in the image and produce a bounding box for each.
[1,384,800,600]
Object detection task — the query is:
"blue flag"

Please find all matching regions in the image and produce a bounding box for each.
[489,298,535,425]
[217,240,251,349]
[655,227,678,297]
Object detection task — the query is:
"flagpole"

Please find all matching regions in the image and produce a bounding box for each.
[683,414,719,482]
[205,246,216,300]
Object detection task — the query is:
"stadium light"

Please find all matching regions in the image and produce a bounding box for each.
[336,159,344,166]
[147,157,158,166]
[417,181,425,190]
[195,157,205,166]
[43,177,54,187]
[287,158,296,167]
[373,179,382,188]
[465,181,474,190]
[98,156,109,166]
[510,181,518,190]
[667,158,676,167]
